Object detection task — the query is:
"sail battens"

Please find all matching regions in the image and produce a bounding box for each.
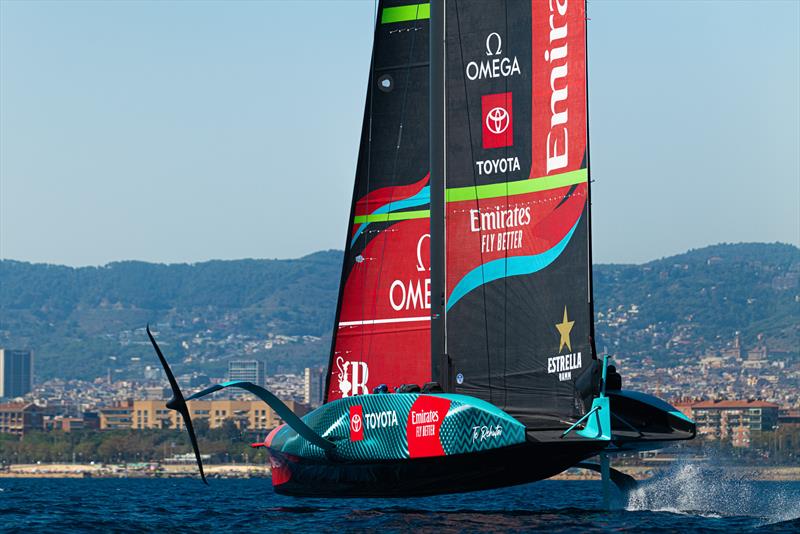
[347,170,590,220]
[353,209,430,223]
[381,3,431,24]
[375,62,430,73]
[339,316,431,327]
[446,169,588,203]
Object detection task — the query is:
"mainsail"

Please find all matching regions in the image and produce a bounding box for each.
[441,0,597,427]
[328,0,598,424]
[325,1,433,401]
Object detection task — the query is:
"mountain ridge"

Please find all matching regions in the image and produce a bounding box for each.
[1,242,797,381]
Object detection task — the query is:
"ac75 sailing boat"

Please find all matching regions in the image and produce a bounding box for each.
[147,0,694,499]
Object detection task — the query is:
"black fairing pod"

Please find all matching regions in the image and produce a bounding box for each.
[575,357,603,412]
[607,390,696,445]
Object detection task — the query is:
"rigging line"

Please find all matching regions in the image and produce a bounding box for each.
[501,0,509,411]
[584,0,597,364]
[326,0,379,402]
[363,1,424,370]
[454,0,492,403]
[441,0,448,360]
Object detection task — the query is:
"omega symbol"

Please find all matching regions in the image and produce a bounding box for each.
[485,32,502,56]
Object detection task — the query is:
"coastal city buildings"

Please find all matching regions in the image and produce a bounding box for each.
[49,414,98,432]
[227,360,266,387]
[94,398,309,432]
[0,328,796,456]
[130,399,308,431]
[98,400,134,430]
[0,402,43,436]
[303,366,326,407]
[0,349,33,398]
[691,400,780,447]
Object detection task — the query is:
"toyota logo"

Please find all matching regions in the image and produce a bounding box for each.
[486,106,510,135]
[351,413,362,433]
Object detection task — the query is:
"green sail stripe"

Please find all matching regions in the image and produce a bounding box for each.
[381,3,430,24]
[445,169,588,203]
[353,209,430,224]
[352,170,586,223]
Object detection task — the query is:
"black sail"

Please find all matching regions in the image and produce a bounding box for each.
[442,0,597,428]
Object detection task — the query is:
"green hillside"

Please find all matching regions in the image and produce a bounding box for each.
[593,242,799,363]
[1,243,797,381]
[0,251,342,379]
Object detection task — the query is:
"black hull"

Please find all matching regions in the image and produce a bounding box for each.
[269,439,605,498]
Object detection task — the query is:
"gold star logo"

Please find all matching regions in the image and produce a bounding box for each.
[555,306,574,352]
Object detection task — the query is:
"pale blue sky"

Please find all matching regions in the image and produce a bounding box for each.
[1,0,798,266]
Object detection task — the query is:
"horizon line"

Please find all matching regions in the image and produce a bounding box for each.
[1,241,797,270]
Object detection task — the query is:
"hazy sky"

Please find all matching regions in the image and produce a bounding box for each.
[1,0,798,266]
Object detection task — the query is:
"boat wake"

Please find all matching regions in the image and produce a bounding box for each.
[625,460,800,525]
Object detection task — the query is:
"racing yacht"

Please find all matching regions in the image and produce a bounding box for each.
[148,0,694,500]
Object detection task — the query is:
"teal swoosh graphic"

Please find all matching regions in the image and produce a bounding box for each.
[350,186,430,247]
[446,219,580,311]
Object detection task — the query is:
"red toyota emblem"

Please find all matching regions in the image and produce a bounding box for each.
[481,92,513,149]
[485,106,510,135]
[351,413,362,433]
[349,405,364,441]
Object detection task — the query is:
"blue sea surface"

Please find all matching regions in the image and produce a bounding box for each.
[2,466,799,532]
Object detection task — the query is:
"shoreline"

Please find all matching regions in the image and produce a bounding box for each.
[0,463,269,479]
[2,463,799,481]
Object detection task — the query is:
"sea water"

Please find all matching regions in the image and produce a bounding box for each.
[1,471,798,532]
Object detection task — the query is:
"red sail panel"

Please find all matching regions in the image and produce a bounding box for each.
[530,0,587,180]
[325,1,432,401]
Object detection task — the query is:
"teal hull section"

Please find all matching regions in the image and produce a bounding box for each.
[266,393,527,462]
